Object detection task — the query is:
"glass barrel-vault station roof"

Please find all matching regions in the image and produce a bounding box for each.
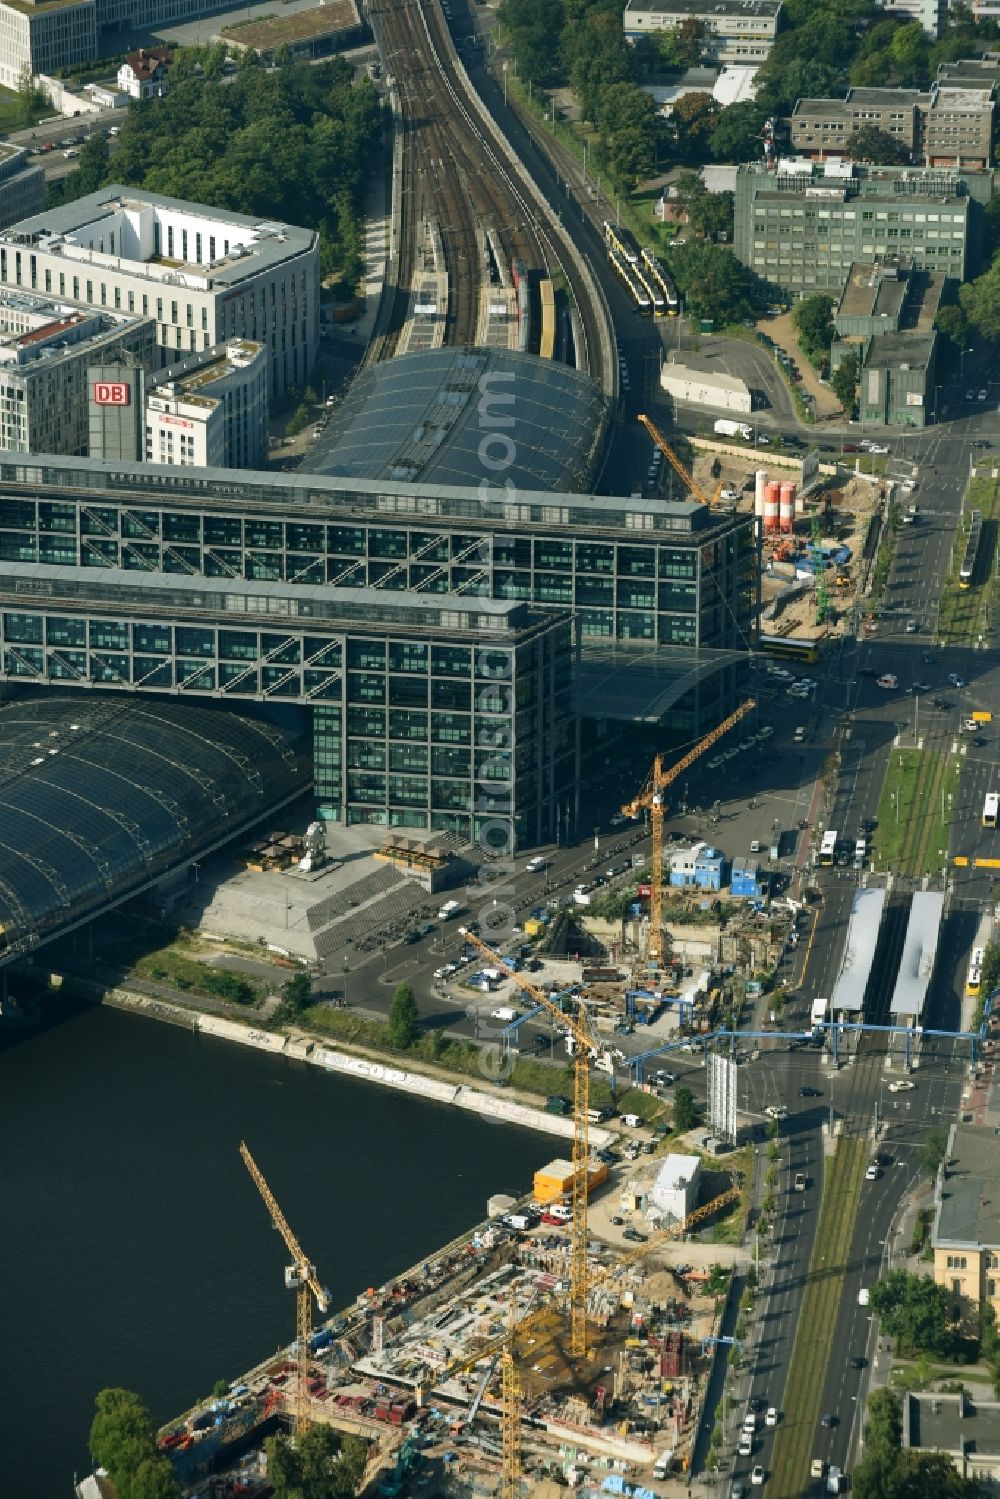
[0,694,308,962]
[301,347,609,493]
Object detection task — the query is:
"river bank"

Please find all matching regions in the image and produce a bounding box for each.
[98,985,614,1147]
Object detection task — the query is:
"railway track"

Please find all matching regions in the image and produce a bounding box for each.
[367,0,602,374]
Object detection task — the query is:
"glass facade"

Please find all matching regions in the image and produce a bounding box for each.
[0,487,757,652]
[0,461,757,848]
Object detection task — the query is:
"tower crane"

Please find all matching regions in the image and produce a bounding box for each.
[637,412,722,508]
[460,928,601,1361]
[239,1140,330,1434]
[620,700,756,965]
[440,1184,742,1496]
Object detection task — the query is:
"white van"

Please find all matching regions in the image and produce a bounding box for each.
[526,856,547,873]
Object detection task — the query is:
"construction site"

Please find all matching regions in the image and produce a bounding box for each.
[636,413,893,657]
[71,710,794,1499]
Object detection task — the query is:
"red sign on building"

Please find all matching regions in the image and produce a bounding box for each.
[92,381,130,406]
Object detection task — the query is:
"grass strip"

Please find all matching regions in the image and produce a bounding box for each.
[767,1136,868,1498]
[874,748,960,878]
[937,472,1000,646]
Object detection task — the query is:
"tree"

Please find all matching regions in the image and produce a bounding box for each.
[131,1457,185,1499]
[846,125,911,165]
[831,349,859,413]
[388,981,420,1049]
[793,293,835,362]
[869,1269,956,1357]
[918,1122,949,1179]
[283,970,313,1013]
[935,303,971,350]
[889,21,930,87]
[667,238,752,323]
[963,257,1000,343]
[265,1427,369,1499]
[673,1085,698,1131]
[709,101,766,163]
[670,91,720,163]
[89,1389,181,1499]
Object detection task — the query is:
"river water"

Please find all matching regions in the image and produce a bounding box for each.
[0,998,550,1496]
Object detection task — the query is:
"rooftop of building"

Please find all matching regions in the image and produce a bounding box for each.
[905,1392,1000,1459]
[937,53,1000,87]
[0,562,561,639]
[0,292,145,366]
[0,692,309,964]
[933,1124,1000,1250]
[792,97,851,117]
[148,339,264,404]
[221,0,358,47]
[624,0,780,16]
[123,45,172,77]
[831,886,886,1014]
[3,187,316,287]
[863,330,936,369]
[849,85,926,107]
[0,452,734,539]
[300,345,610,495]
[837,260,911,322]
[889,890,942,1016]
[743,160,984,203]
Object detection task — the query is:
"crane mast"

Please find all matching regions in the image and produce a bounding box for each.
[239,1140,330,1434]
[637,412,722,508]
[621,700,755,964]
[460,929,596,1359]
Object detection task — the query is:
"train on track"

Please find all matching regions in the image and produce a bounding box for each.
[603,222,674,317]
[538,276,556,360]
[511,257,532,354]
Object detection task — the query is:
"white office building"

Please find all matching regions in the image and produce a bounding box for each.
[144,339,267,469]
[623,0,782,64]
[0,289,154,455]
[1,188,319,397]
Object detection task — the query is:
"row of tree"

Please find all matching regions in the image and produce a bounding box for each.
[51,55,382,289]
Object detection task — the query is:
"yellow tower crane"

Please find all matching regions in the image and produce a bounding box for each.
[638,412,723,508]
[620,699,756,966]
[441,1184,743,1496]
[239,1140,330,1435]
[460,928,600,1361]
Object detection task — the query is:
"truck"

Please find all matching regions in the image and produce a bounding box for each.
[437,899,462,921]
[714,418,752,440]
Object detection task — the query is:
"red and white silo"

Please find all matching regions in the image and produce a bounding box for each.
[779,481,796,533]
[764,481,781,534]
[754,469,768,521]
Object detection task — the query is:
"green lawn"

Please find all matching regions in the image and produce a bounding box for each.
[937,472,1000,645]
[873,747,960,879]
[766,1137,868,1499]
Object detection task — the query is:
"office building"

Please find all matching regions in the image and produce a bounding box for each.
[733,159,991,299]
[0,459,757,843]
[789,82,995,171]
[831,258,942,426]
[0,0,268,90]
[0,145,43,232]
[0,290,154,455]
[144,339,268,469]
[931,1123,1000,1324]
[0,188,319,398]
[622,0,781,65]
[901,1392,1000,1491]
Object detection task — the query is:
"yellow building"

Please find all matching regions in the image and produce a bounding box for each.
[534,1158,609,1205]
[931,1124,1000,1324]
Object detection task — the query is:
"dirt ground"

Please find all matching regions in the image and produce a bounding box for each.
[760,313,845,422]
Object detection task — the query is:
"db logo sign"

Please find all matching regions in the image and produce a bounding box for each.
[92,381,130,406]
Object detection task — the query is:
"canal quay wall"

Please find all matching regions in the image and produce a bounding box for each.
[98,987,613,1147]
